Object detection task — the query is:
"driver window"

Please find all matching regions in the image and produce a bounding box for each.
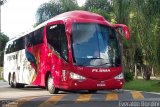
[46,24,68,61]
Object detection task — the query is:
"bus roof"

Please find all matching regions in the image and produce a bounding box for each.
[53,10,106,21]
[11,10,110,41]
[36,10,109,28]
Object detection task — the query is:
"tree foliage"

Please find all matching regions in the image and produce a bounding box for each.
[112,0,131,24]
[0,0,6,5]
[36,0,79,24]
[84,0,112,20]
[112,0,160,80]
[0,33,9,66]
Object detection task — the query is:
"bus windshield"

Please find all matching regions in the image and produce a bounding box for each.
[72,23,121,67]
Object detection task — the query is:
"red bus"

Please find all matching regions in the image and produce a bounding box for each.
[3,10,130,94]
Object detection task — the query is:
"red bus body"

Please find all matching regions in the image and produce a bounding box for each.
[4,11,130,92]
[32,11,129,90]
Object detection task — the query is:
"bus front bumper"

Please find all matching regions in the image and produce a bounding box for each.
[60,78,125,91]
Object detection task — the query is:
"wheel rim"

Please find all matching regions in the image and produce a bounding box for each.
[48,75,53,90]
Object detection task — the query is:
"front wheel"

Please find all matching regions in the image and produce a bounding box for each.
[47,74,59,94]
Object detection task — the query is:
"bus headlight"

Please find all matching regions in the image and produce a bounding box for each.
[114,73,124,80]
[70,72,86,80]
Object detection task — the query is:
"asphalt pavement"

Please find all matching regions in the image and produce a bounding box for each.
[0,81,160,107]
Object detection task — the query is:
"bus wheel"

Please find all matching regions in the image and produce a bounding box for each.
[47,74,59,94]
[17,84,25,88]
[8,73,11,85]
[9,74,14,88]
[12,73,18,88]
[12,73,25,88]
[88,90,97,93]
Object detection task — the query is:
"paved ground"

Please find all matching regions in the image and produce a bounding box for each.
[0,81,160,107]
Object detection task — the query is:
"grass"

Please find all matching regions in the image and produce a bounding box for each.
[0,67,3,80]
[123,79,160,93]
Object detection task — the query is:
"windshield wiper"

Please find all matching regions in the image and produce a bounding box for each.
[90,57,103,60]
[98,62,121,67]
[98,62,111,66]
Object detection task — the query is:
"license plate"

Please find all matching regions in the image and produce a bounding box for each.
[97,83,106,87]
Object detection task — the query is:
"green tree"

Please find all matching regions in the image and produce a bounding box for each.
[0,0,7,32]
[129,0,160,80]
[0,32,9,66]
[0,0,6,5]
[36,0,79,25]
[112,0,131,24]
[112,0,160,80]
[111,0,160,79]
[84,0,112,20]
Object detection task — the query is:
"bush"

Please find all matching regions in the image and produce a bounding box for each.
[123,69,134,82]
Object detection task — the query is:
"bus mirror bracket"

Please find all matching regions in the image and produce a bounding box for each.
[113,24,130,40]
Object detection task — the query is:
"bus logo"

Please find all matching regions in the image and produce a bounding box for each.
[92,69,111,72]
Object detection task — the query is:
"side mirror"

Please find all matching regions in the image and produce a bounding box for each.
[113,24,130,40]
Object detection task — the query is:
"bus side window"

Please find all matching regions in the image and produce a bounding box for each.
[59,25,68,61]
[19,37,25,50]
[26,33,33,47]
[34,28,43,45]
[15,37,25,51]
[26,27,43,47]
[6,44,10,54]
[46,24,68,61]
[14,41,17,52]
[26,34,31,47]
[10,42,14,53]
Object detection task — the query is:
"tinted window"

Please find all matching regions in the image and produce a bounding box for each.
[72,23,121,67]
[46,24,68,61]
[15,37,25,51]
[26,27,43,47]
[6,43,12,54]
[5,27,44,54]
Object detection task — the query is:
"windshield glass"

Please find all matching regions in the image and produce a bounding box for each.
[71,23,121,67]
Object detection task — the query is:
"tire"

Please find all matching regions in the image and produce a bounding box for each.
[8,73,11,85]
[12,73,18,88]
[10,74,14,88]
[47,74,59,94]
[88,90,97,93]
[12,73,24,88]
[17,83,25,88]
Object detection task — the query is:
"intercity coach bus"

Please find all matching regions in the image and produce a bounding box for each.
[3,10,130,94]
